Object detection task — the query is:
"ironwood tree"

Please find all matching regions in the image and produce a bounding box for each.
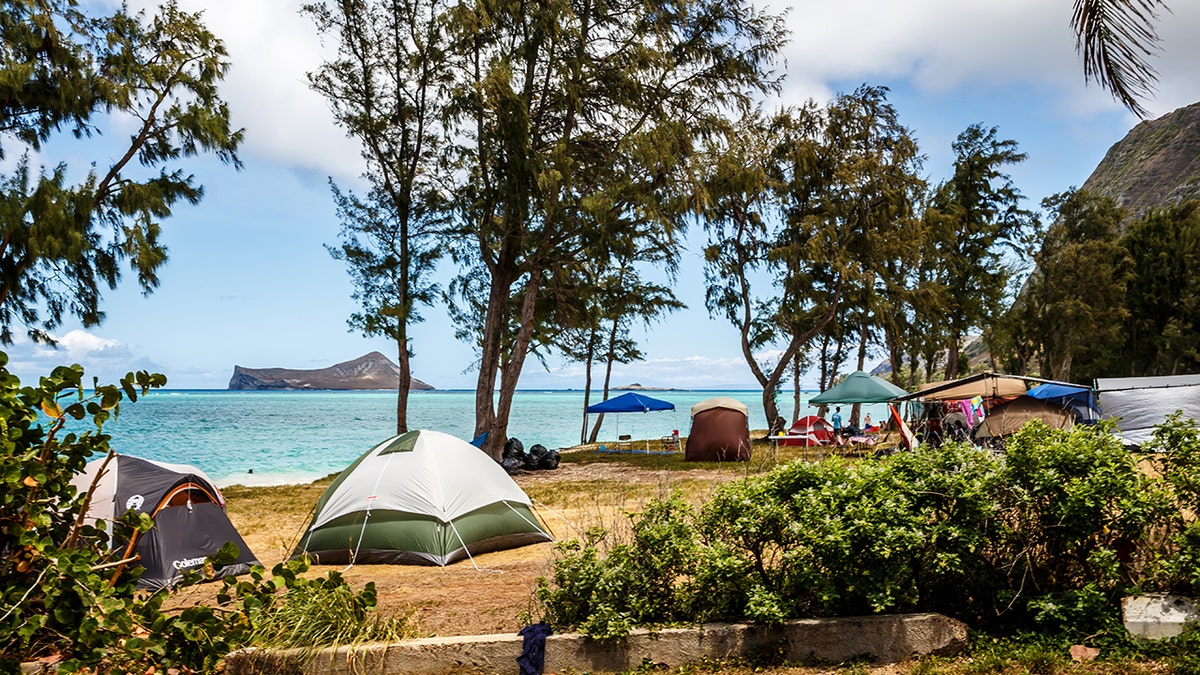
[701,86,923,429]
[0,0,243,343]
[554,251,683,444]
[443,0,787,459]
[1001,189,1130,381]
[923,124,1037,380]
[1120,199,1200,375]
[305,0,451,433]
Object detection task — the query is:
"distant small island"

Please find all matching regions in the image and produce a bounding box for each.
[613,383,679,391]
[228,352,434,391]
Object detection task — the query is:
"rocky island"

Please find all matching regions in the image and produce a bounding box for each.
[228,352,434,391]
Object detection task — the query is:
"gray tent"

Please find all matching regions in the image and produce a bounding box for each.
[1096,374,1200,448]
[72,455,260,590]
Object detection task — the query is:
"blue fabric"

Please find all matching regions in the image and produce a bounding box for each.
[1027,383,1101,422]
[585,392,675,414]
[469,432,487,448]
[518,622,553,675]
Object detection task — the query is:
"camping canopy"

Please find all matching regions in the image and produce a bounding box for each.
[1096,374,1200,448]
[809,371,908,404]
[72,454,260,590]
[292,429,552,566]
[586,392,677,451]
[896,372,1030,402]
[585,391,675,413]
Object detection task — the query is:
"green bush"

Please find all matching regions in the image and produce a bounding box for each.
[537,416,1200,641]
[537,495,698,641]
[0,353,403,672]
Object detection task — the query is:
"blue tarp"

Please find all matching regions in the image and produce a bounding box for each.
[585,392,675,414]
[1027,383,1100,422]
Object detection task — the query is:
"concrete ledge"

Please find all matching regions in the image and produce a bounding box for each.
[225,612,967,674]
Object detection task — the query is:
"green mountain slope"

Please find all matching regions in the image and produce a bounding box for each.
[1081,101,1200,220]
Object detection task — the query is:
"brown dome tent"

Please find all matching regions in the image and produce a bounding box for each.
[687,397,751,461]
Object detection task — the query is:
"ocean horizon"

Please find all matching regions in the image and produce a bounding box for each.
[81,389,891,488]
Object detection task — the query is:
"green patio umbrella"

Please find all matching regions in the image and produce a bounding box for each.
[809,371,907,404]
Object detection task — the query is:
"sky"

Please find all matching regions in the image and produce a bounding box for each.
[4,0,1200,391]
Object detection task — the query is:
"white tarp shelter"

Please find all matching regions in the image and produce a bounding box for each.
[1095,374,1200,448]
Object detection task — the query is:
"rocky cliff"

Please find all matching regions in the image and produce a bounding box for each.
[1081,101,1200,220]
[228,352,433,391]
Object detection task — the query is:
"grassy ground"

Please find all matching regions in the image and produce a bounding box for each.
[187,432,1179,674]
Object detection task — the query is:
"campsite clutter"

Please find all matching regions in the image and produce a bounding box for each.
[292,429,552,567]
[71,454,261,590]
[780,415,835,447]
[501,438,561,475]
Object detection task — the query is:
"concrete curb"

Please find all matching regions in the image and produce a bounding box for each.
[225,612,967,674]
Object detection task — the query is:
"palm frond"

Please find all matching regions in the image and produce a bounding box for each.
[1071,0,1167,118]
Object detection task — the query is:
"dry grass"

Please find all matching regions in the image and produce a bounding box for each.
[199,438,794,638]
[187,437,1175,675]
[193,434,906,638]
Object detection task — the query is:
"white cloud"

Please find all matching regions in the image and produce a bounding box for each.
[57,330,131,360]
[120,0,365,182]
[2,330,160,387]
[767,0,1198,119]
[111,0,1198,187]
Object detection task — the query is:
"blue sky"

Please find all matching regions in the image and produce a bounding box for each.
[4,0,1199,390]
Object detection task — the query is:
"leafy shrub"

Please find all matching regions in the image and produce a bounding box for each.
[537,495,698,640]
[536,416,1200,641]
[0,353,408,672]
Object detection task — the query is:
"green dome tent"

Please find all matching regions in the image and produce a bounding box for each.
[292,429,552,566]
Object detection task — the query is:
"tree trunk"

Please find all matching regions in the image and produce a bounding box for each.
[481,269,544,461]
[851,319,869,426]
[474,270,515,460]
[588,316,621,443]
[580,337,596,444]
[791,355,802,422]
[945,332,961,380]
[395,334,410,435]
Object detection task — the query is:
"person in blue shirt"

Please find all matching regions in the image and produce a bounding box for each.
[831,407,843,438]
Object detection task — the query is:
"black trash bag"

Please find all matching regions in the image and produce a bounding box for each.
[501,456,522,475]
[503,438,525,459]
[518,444,547,471]
[539,449,560,470]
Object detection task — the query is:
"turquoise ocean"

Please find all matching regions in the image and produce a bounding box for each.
[91,390,892,488]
